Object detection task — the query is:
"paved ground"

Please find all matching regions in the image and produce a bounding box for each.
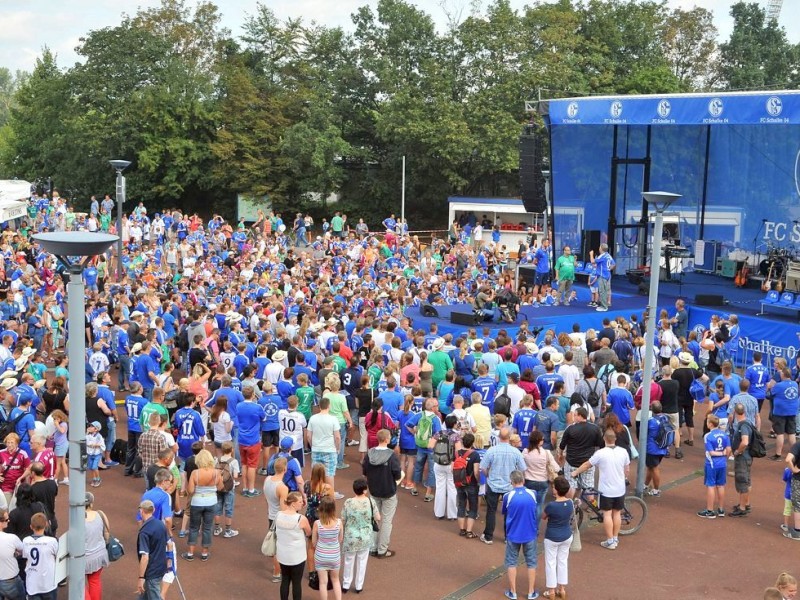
[51,391,796,600]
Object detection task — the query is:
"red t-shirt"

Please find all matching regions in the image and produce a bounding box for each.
[33,449,56,480]
[0,449,31,492]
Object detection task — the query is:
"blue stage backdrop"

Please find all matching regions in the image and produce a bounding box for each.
[541,91,800,273]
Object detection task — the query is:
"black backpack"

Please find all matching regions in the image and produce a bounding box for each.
[0,412,26,448]
[493,386,511,417]
[586,379,601,408]
[177,325,190,352]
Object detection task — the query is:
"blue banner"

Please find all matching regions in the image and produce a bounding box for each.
[545,92,800,126]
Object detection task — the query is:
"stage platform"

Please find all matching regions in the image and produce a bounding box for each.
[404,272,799,368]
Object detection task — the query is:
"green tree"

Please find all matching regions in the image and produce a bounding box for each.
[663,7,718,91]
[718,2,798,90]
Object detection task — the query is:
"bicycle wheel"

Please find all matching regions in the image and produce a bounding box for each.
[619,495,648,535]
[574,503,585,530]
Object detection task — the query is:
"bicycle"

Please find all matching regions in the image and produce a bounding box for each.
[573,486,648,535]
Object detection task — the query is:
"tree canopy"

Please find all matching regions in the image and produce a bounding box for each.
[0,0,797,227]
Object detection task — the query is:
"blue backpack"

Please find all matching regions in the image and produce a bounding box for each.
[654,414,675,450]
[689,379,706,402]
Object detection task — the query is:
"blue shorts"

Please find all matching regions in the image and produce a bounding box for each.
[504,540,537,568]
[87,454,102,470]
[312,451,337,478]
[216,490,235,518]
[534,272,551,287]
[704,464,727,487]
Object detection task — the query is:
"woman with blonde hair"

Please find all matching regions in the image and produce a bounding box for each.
[183,449,224,561]
[419,351,434,398]
[276,491,312,600]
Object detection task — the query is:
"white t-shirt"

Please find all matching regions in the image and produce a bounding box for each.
[0,531,22,578]
[213,412,233,442]
[307,412,340,453]
[506,384,526,416]
[278,409,307,451]
[557,364,582,396]
[589,445,630,498]
[22,535,58,594]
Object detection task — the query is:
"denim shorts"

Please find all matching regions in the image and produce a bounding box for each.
[216,490,235,518]
[504,540,537,568]
[87,454,102,470]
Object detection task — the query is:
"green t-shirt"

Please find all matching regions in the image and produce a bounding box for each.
[555,255,576,281]
[427,350,454,390]
[296,386,316,421]
[325,392,349,425]
[367,364,383,390]
[140,402,170,431]
[331,216,344,232]
[331,356,347,373]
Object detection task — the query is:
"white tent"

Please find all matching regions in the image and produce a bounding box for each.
[0,180,31,224]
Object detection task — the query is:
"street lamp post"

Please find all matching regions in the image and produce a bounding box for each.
[109,160,131,281]
[33,232,119,600]
[635,191,682,498]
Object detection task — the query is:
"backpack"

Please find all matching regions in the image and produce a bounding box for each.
[654,414,675,450]
[215,461,235,493]
[415,412,435,448]
[586,379,602,408]
[109,438,127,464]
[493,386,511,417]
[597,363,616,389]
[452,449,475,487]
[714,344,731,367]
[733,422,767,458]
[432,432,455,466]
[177,325,190,352]
[0,412,26,448]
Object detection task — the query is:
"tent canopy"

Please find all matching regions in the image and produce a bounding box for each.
[0,180,31,202]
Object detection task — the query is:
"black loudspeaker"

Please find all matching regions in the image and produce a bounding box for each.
[519,132,548,213]
[695,294,725,306]
[581,230,602,262]
[518,265,537,285]
[420,303,439,318]
[451,311,480,326]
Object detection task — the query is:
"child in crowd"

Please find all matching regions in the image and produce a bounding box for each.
[697,414,730,519]
[587,264,599,307]
[23,512,59,600]
[86,421,106,488]
[214,441,240,538]
[774,572,797,600]
[782,467,793,534]
[489,414,507,448]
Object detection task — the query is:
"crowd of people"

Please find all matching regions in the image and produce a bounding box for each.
[0,193,798,599]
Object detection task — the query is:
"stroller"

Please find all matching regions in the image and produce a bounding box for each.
[495,288,520,323]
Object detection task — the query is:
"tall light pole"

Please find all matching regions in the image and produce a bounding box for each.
[109,160,131,281]
[33,232,118,600]
[635,191,681,498]
[401,155,406,229]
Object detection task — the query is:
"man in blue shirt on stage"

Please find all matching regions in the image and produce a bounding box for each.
[592,243,616,312]
[501,470,539,600]
[532,238,551,308]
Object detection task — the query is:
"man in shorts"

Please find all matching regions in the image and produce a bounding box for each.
[644,401,668,496]
[571,429,630,550]
[697,414,730,518]
[730,403,754,517]
[501,470,539,600]
[558,407,603,494]
[306,396,343,499]
[767,368,799,461]
[236,386,266,498]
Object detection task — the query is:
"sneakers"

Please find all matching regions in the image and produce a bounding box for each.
[59,479,69,486]
[334,492,345,500]
[717,509,725,518]
[223,529,239,538]
[595,307,608,312]
[337,463,351,470]
[729,507,747,517]
[504,591,518,600]
[346,440,359,447]
[782,530,800,540]
[768,454,782,461]
[257,468,269,476]
[214,525,223,536]
[600,539,618,550]
[781,524,790,532]
[528,592,540,600]
[588,302,597,307]
[103,460,120,467]
[242,489,261,498]
[675,449,684,460]
[479,534,493,545]
[647,489,661,496]
[697,509,716,519]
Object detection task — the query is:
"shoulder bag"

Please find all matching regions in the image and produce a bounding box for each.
[98,510,125,562]
[369,497,380,532]
[261,519,277,557]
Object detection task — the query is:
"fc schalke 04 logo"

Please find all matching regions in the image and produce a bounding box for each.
[610,100,623,119]
[567,102,579,118]
[708,97,724,117]
[657,99,671,119]
[766,96,783,117]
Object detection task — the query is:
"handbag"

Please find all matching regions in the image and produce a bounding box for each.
[98,510,124,562]
[382,414,398,450]
[546,450,560,483]
[369,497,380,532]
[261,520,277,557]
[569,500,582,553]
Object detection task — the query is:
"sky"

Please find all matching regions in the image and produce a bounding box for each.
[1,0,798,74]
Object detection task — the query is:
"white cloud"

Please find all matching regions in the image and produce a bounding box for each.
[0,0,797,74]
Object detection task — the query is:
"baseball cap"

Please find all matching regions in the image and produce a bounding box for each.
[280,437,293,450]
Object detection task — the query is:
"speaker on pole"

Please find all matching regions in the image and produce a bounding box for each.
[519,130,548,214]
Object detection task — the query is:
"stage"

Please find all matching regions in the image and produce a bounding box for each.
[404,272,799,369]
